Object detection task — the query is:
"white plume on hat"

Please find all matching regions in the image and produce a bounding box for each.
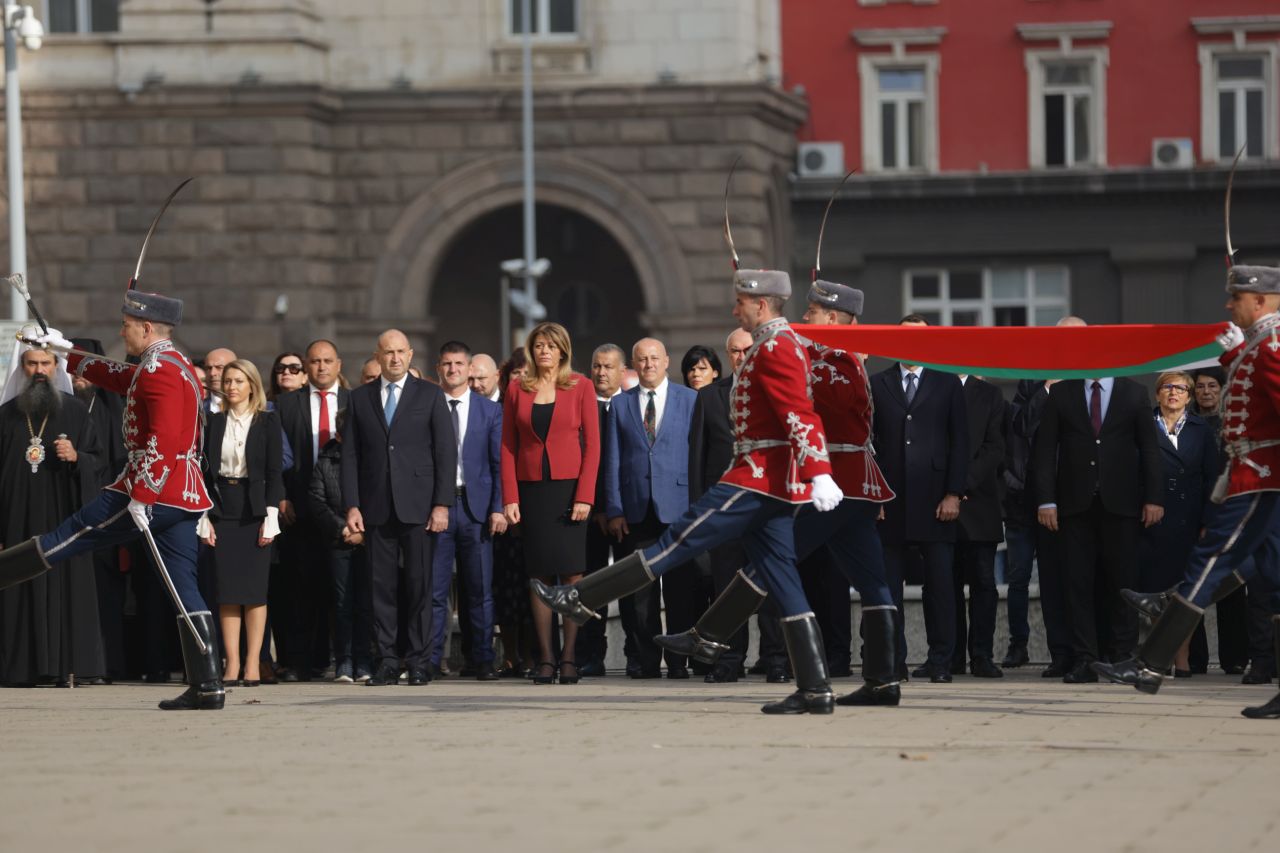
[0,324,74,407]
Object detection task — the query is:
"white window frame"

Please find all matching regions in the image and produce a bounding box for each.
[1026,47,1108,169]
[1198,44,1280,162]
[859,52,940,173]
[507,0,579,40]
[41,0,115,34]
[902,266,1072,326]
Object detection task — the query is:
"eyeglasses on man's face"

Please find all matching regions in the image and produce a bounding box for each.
[274,363,304,375]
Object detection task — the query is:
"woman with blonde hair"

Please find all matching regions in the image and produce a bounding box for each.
[198,359,285,686]
[501,323,600,684]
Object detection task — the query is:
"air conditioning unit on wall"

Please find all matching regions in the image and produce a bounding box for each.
[1152,138,1194,169]
[797,142,845,178]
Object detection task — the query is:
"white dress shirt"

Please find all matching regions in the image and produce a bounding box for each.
[637,378,669,432]
[597,387,622,411]
[308,383,340,465]
[446,388,471,487]
[219,408,253,478]
[380,375,407,412]
[1084,377,1115,423]
[900,364,923,393]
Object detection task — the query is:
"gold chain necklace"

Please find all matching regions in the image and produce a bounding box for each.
[25,412,50,474]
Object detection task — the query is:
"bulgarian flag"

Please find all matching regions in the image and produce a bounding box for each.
[793,323,1229,380]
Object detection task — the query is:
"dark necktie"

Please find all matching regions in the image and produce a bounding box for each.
[449,398,463,479]
[384,382,398,425]
[904,372,917,406]
[316,390,331,448]
[1090,380,1103,436]
[644,390,657,444]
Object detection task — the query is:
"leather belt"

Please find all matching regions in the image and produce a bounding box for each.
[733,439,788,456]
[217,476,244,485]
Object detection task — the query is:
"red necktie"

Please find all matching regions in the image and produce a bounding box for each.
[317,390,332,448]
[1089,381,1102,436]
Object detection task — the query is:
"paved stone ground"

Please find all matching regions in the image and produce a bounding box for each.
[2,671,1277,853]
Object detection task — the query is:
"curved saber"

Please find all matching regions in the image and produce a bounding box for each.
[129,178,194,290]
[813,169,858,281]
[1224,145,1245,268]
[723,156,742,271]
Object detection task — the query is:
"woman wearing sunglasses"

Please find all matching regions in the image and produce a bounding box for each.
[268,352,306,402]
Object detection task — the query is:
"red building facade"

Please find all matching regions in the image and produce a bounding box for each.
[780,0,1280,327]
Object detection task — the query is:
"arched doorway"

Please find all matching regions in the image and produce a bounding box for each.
[431,203,646,368]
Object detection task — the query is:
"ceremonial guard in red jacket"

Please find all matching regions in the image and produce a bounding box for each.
[534,268,848,714]
[657,279,905,707]
[1095,262,1280,718]
[0,290,224,711]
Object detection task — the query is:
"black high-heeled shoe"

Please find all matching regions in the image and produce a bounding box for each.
[531,661,556,685]
[558,661,580,685]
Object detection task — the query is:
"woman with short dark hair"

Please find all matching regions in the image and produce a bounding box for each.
[681,345,722,390]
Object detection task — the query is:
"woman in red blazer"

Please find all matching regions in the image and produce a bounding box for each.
[502,321,600,684]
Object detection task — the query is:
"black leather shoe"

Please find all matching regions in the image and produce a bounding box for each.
[748,660,767,676]
[158,611,225,711]
[367,663,400,686]
[1242,667,1274,685]
[930,670,952,684]
[407,668,431,686]
[704,664,739,683]
[1222,663,1247,675]
[1001,644,1030,668]
[911,665,932,679]
[475,663,499,681]
[1241,691,1280,719]
[766,665,791,684]
[666,666,690,680]
[630,667,661,680]
[836,682,901,706]
[1120,588,1171,623]
[577,660,606,677]
[530,579,599,626]
[761,689,835,714]
[654,629,730,666]
[970,658,1004,678]
[1041,659,1071,678]
[275,667,300,683]
[1090,657,1163,692]
[1064,661,1100,684]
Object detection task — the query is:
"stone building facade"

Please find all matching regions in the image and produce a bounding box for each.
[2,0,803,368]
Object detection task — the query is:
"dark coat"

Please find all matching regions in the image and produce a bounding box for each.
[688,376,733,502]
[1137,410,1221,590]
[1030,378,1162,518]
[958,377,1006,542]
[341,376,457,526]
[203,409,286,520]
[276,384,350,518]
[454,392,504,524]
[1003,379,1048,522]
[871,366,970,544]
[308,438,351,548]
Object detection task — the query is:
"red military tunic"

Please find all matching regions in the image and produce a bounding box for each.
[721,317,834,502]
[806,341,895,504]
[67,339,213,511]
[1217,311,1280,500]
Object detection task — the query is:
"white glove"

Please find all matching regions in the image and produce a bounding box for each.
[260,506,281,542]
[1216,322,1245,352]
[127,498,152,532]
[20,324,73,353]
[195,513,212,540]
[809,473,844,512]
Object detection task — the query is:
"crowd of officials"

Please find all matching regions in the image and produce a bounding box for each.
[2,315,1275,689]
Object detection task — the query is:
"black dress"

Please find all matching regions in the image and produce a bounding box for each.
[517,401,587,578]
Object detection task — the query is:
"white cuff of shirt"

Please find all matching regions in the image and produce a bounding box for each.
[261,506,281,539]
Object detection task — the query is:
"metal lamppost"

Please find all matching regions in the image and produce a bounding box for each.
[501,257,550,351]
[3,3,43,321]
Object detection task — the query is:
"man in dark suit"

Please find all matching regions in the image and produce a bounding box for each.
[576,343,626,676]
[602,338,699,678]
[427,341,505,680]
[688,328,788,683]
[275,339,351,680]
[952,374,1006,678]
[202,347,235,415]
[871,315,969,683]
[342,329,457,686]
[1032,356,1163,683]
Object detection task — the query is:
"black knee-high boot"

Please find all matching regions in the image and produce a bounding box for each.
[1242,616,1280,719]
[0,538,51,591]
[1121,571,1244,624]
[761,614,834,715]
[654,570,766,665]
[1092,595,1202,694]
[159,611,225,711]
[837,607,900,706]
[531,552,654,626]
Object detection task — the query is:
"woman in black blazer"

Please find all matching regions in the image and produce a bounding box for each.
[1137,371,1219,677]
[198,360,285,686]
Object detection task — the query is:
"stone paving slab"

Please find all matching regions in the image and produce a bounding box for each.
[1,671,1276,853]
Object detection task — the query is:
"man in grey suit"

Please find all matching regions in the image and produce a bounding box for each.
[602,338,699,678]
[342,329,457,687]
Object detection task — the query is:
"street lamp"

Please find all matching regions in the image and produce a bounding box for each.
[500,257,550,350]
[3,3,44,321]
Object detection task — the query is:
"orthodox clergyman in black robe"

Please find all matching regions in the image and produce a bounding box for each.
[0,346,106,685]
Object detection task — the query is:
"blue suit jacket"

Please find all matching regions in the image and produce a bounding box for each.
[458,392,504,524]
[603,383,697,524]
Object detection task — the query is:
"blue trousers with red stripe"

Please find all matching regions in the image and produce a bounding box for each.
[1178,491,1280,610]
